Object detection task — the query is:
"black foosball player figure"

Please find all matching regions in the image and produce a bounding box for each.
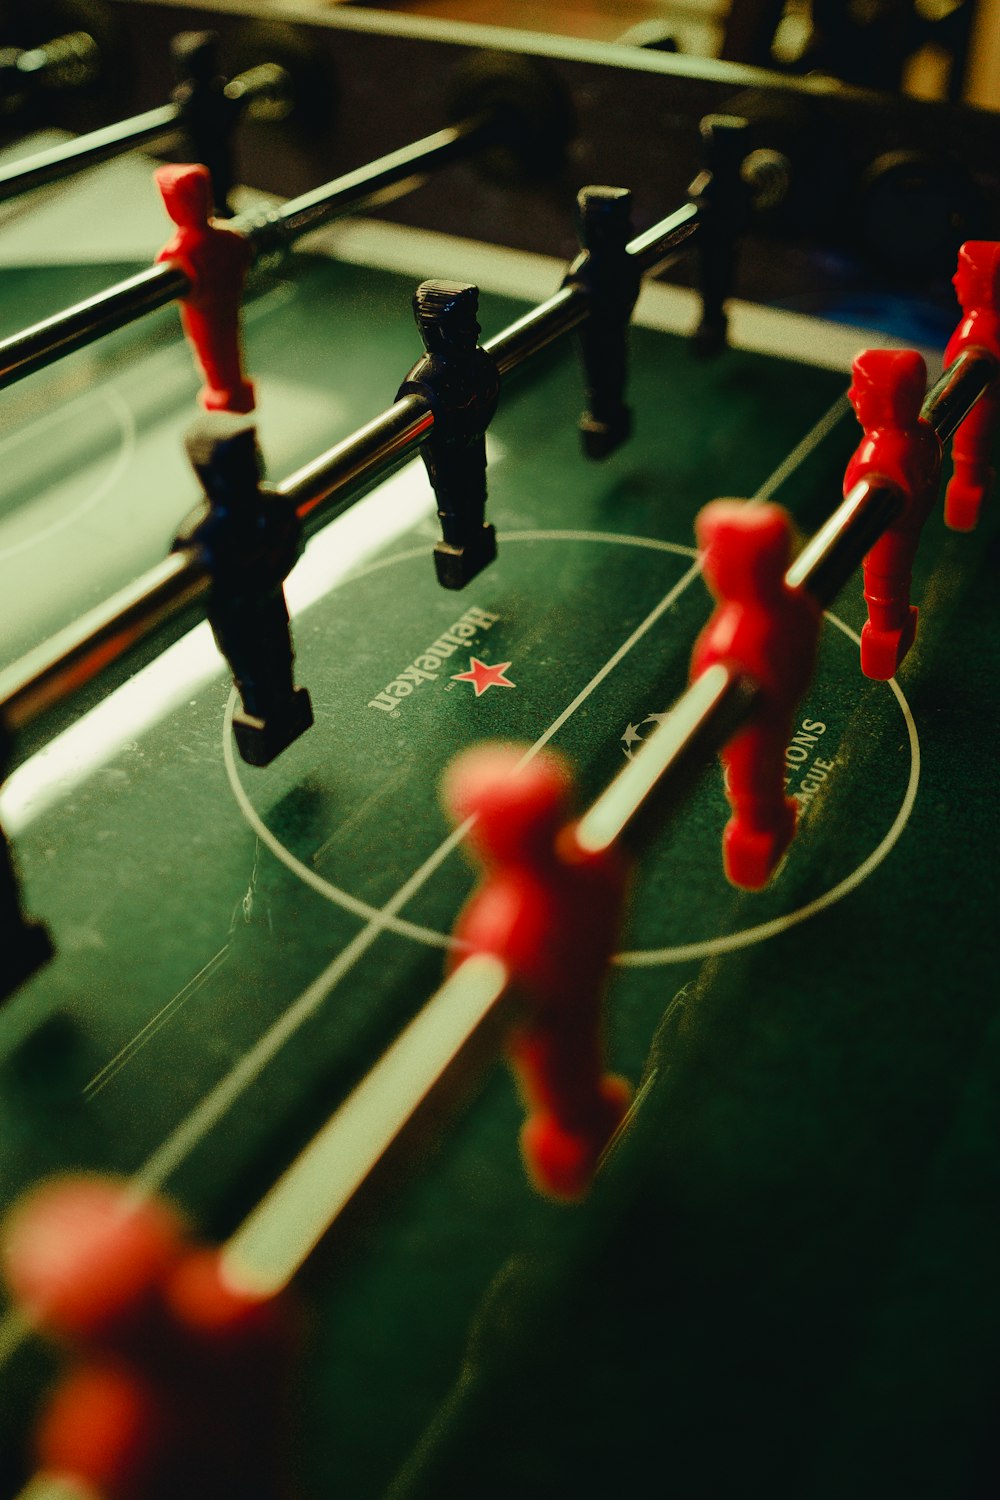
[687,114,752,356]
[1,726,52,1003]
[171,30,238,218]
[178,413,313,768]
[398,280,501,590]
[562,185,641,459]
[1,830,52,1003]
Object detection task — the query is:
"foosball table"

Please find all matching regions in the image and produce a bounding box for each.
[0,3,998,1496]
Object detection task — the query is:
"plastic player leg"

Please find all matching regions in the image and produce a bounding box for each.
[860,605,918,681]
[945,393,997,531]
[511,1016,632,1201]
[232,688,314,768]
[179,302,255,417]
[205,555,314,769]
[35,1362,164,1498]
[425,431,497,590]
[721,724,797,890]
[433,525,498,590]
[520,1074,631,1201]
[860,536,920,679]
[722,804,797,890]
[946,463,994,531]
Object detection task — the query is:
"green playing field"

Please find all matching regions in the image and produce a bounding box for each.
[0,204,997,1499]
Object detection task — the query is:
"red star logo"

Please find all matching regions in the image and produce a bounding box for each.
[451,656,516,696]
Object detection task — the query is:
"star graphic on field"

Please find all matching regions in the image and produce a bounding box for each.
[451,656,516,696]
[621,710,670,759]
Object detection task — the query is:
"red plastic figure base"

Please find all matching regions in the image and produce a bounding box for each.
[443,744,631,1201]
[844,349,941,680]
[943,240,1000,531]
[155,163,255,415]
[2,1176,295,1500]
[690,500,822,890]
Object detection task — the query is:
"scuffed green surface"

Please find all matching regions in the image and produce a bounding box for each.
[0,243,997,1499]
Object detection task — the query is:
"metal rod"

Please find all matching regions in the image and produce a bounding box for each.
[575,663,756,855]
[0,265,190,392]
[0,193,823,747]
[0,62,292,205]
[243,115,495,247]
[626,199,702,276]
[0,553,209,735]
[281,395,434,521]
[785,476,901,604]
[921,346,999,442]
[0,104,180,202]
[484,285,587,376]
[0,115,495,396]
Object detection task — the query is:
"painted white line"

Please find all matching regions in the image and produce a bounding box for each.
[126,806,475,1205]
[83,944,231,1100]
[750,393,849,501]
[0,386,136,563]
[518,555,703,764]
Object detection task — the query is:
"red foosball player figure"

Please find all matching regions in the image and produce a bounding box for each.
[843,348,941,681]
[443,745,632,1201]
[1,1176,296,1500]
[943,240,1000,531]
[690,500,822,890]
[155,162,255,415]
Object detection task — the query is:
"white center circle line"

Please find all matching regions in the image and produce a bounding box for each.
[225,532,919,964]
[0,384,136,563]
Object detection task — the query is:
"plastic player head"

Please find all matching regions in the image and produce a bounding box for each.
[697,500,792,616]
[445,743,571,867]
[185,411,261,515]
[943,241,1000,530]
[953,240,1000,317]
[1,1177,183,1345]
[413,280,481,358]
[156,161,213,234]
[848,348,926,430]
[844,348,940,680]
